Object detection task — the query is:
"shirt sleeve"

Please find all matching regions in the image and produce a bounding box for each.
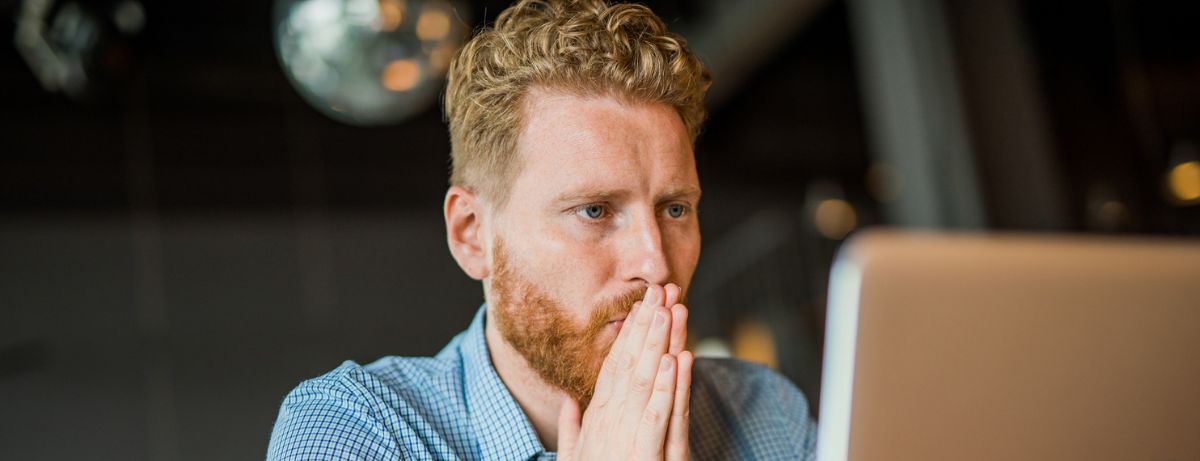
[267,364,404,461]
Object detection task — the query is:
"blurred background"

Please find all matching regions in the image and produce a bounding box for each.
[1,0,1198,459]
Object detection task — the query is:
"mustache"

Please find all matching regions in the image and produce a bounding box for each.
[582,285,685,333]
[584,288,645,330]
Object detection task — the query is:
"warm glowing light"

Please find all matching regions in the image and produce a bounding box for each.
[377,0,405,32]
[381,59,421,92]
[693,337,733,359]
[732,320,778,369]
[1167,160,1200,203]
[416,8,451,41]
[815,199,858,240]
[429,42,456,73]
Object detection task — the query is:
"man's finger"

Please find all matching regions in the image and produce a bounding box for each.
[634,354,677,459]
[593,301,642,406]
[621,286,661,365]
[666,350,694,461]
[664,283,680,308]
[557,397,582,461]
[668,303,688,356]
[620,304,672,437]
[631,307,671,398]
[610,285,662,405]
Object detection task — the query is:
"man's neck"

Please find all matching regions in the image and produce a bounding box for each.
[483,310,568,451]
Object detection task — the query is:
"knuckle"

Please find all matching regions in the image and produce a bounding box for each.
[588,397,608,412]
[655,378,673,392]
[620,352,637,371]
[642,407,664,426]
[632,374,654,392]
[645,335,663,350]
[636,310,652,326]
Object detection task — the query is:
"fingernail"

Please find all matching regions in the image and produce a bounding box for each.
[653,310,666,327]
[644,286,657,304]
[660,355,672,371]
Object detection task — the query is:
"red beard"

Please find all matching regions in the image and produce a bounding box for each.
[490,240,644,408]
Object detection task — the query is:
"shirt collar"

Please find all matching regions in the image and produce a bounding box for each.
[462,305,550,461]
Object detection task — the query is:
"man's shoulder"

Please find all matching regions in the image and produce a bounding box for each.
[302,353,463,401]
[267,349,470,460]
[693,356,805,402]
[287,329,469,402]
[693,356,786,383]
[689,357,819,460]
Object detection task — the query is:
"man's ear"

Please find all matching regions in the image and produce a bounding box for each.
[445,185,490,280]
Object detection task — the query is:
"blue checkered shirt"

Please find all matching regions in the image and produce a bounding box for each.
[267,307,818,460]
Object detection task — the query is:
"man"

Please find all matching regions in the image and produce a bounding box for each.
[267,0,818,459]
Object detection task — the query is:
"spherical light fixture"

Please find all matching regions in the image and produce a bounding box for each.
[273,0,468,126]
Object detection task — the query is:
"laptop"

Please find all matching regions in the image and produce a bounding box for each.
[816,230,1200,461]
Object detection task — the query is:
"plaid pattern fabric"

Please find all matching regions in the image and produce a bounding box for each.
[267,307,818,460]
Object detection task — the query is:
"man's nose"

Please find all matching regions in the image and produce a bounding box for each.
[624,209,671,286]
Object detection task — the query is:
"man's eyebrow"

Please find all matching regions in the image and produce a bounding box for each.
[551,186,702,208]
[656,186,702,202]
[551,189,631,207]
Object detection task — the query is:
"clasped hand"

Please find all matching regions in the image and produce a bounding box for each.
[557,284,692,461]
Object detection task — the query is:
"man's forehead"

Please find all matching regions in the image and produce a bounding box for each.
[512,90,697,199]
[519,92,686,150]
[521,146,700,205]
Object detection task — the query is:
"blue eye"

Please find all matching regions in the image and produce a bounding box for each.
[578,204,606,220]
[666,204,686,219]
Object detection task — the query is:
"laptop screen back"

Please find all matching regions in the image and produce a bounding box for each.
[817,231,1200,461]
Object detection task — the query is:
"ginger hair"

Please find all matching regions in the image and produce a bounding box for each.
[443,0,711,205]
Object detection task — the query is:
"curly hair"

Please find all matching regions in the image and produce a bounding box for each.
[443,0,711,205]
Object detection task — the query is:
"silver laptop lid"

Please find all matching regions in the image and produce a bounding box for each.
[817,230,1200,461]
